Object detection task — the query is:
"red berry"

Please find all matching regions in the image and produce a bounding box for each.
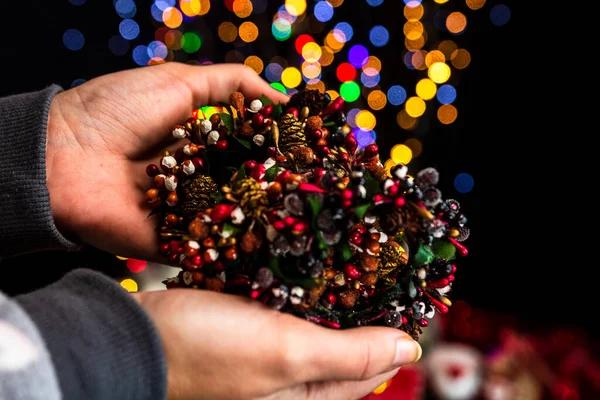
[211,204,234,223]
[192,157,204,169]
[285,107,299,118]
[317,146,330,156]
[292,221,306,234]
[342,199,353,209]
[343,263,362,280]
[284,216,296,227]
[394,196,406,207]
[387,184,399,197]
[169,240,180,254]
[339,152,350,163]
[252,113,264,128]
[325,292,337,305]
[275,170,291,183]
[192,255,202,266]
[146,164,159,177]
[341,189,353,200]
[186,117,196,125]
[261,104,273,117]
[267,147,278,158]
[349,231,363,246]
[244,160,258,170]
[273,220,286,231]
[364,144,379,158]
[344,134,358,154]
[159,243,170,255]
[168,253,179,263]
[213,261,224,272]
[311,129,323,140]
[215,140,228,150]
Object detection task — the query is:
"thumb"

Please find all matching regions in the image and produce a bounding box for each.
[280,318,422,384]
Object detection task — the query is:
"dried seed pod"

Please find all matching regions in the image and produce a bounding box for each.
[188,218,209,240]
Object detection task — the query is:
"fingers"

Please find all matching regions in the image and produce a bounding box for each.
[167,63,290,107]
[274,314,421,385]
[306,368,401,400]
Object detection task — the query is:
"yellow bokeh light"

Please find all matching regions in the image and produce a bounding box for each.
[120,278,138,293]
[180,0,201,16]
[218,22,238,43]
[325,31,344,53]
[285,0,307,16]
[281,67,302,88]
[391,144,413,164]
[116,255,128,260]
[198,0,210,15]
[320,46,334,66]
[233,0,253,18]
[466,0,486,10]
[302,62,321,79]
[434,0,449,3]
[328,0,344,6]
[397,110,418,130]
[438,40,458,59]
[404,4,424,20]
[163,7,183,29]
[451,49,471,69]
[405,96,426,118]
[356,110,377,131]
[405,35,426,50]
[373,380,389,395]
[326,90,339,100]
[244,56,264,74]
[405,138,423,157]
[302,42,322,63]
[306,80,326,93]
[404,20,424,41]
[363,56,382,72]
[367,90,387,111]
[384,159,396,177]
[425,50,445,67]
[428,62,451,84]
[438,104,458,124]
[446,12,467,34]
[239,21,259,42]
[416,78,437,100]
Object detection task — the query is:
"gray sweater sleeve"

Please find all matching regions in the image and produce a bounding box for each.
[0,85,80,257]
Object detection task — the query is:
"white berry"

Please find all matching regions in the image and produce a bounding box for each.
[249,99,263,113]
[182,160,195,176]
[253,134,265,147]
[199,119,212,134]
[230,207,245,225]
[207,130,220,146]
[165,175,178,191]
[172,126,187,139]
[161,156,177,169]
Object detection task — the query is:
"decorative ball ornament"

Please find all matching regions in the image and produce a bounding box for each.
[143,89,469,340]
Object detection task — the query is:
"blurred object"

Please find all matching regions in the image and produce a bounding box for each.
[362,365,425,400]
[424,343,482,400]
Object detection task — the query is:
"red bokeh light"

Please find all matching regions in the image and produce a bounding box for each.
[295,34,314,54]
[336,62,356,82]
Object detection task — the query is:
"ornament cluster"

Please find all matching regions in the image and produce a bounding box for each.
[143,89,469,340]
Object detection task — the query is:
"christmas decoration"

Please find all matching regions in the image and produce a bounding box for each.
[143,89,469,340]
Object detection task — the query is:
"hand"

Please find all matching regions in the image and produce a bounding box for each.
[46,63,289,260]
[133,289,422,400]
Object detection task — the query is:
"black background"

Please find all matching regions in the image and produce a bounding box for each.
[2,1,579,337]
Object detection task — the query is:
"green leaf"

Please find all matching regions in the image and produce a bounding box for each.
[354,204,371,220]
[316,232,328,251]
[339,240,353,263]
[259,95,273,106]
[232,134,252,150]
[294,278,320,289]
[364,170,381,197]
[307,195,322,220]
[209,191,224,204]
[264,163,279,182]
[222,222,243,237]
[271,103,283,121]
[408,279,417,298]
[219,113,234,134]
[268,257,284,279]
[431,239,456,260]
[235,163,247,183]
[413,244,434,267]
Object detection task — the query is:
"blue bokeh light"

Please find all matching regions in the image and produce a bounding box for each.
[63,29,85,51]
[490,4,511,26]
[367,0,384,6]
[314,1,334,22]
[369,25,389,47]
[69,0,87,5]
[454,173,474,193]
[334,22,353,42]
[115,0,136,18]
[437,85,457,104]
[71,79,86,87]
[361,71,380,88]
[403,51,416,70]
[109,35,130,55]
[348,45,369,68]
[387,86,407,106]
[119,19,140,40]
[151,3,164,21]
[154,0,175,11]
[355,128,377,149]
[148,41,168,59]
[347,108,360,128]
[133,45,151,66]
[265,63,284,82]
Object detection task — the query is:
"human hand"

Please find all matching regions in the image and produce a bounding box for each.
[45,63,288,260]
[133,288,422,400]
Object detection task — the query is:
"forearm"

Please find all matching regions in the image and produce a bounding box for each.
[0,85,80,258]
[15,269,167,400]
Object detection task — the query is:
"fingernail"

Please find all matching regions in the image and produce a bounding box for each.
[393,338,422,367]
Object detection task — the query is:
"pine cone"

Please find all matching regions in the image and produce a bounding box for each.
[278,114,306,154]
[287,89,330,116]
[378,241,408,277]
[231,178,268,218]
[181,175,218,219]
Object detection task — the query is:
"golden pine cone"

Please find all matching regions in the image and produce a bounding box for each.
[182,175,218,219]
[279,114,306,154]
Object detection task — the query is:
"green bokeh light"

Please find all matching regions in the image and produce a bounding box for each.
[270,82,287,94]
[181,32,201,53]
[340,81,360,102]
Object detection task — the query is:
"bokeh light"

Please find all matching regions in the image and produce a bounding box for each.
[454,173,474,193]
[490,4,511,26]
[181,32,201,53]
[437,104,458,124]
[320,46,334,66]
[356,110,376,131]
[163,7,183,28]
[368,90,387,110]
[265,63,284,82]
[404,138,423,157]
[347,108,360,127]
[270,82,287,93]
[364,56,382,72]
[340,81,361,102]
[425,50,445,67]
[416,78,437,100]
[428,62,451,83]
[372,380,389,394]
[361,70,380,88]
[71,78,86,87]
[446,12,467,34]
[302,42,322,63]
[438,40,458,59]
[314,1,334,22]
[272,18,292,41]
[405,96,426,117]
[109,35,130,55]
[397,109,418,130]
[348,44,369,68]
[369,25,389,47]
[391,144,412,164]
[367,0,384,6]
[451,49,471,69]
[285,0,307,16]
[466,0,486,10]
[233,0,253,18]
[180,0,201,17]
[240,21,259,42]
[63,29,85,51]
[334,22,354,42]
[69,0,86,5]
[119,19,140,40]
[126,258,148,273]
[404,20,424,41]
[355,129,376,148]
[388,85,407,106]
[295,34,314,54]
[148,40,168,59]
[282,67,302,88]
[120,278,138,292]
[218,22,238,42]
[437,84,456,104]
[115,0,136,18]
[245,55,264,73]
[328,0,344,6]
[133,45,151,65]
[404,3,423,19]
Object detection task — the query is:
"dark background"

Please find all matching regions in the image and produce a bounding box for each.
[2,1,575,337]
